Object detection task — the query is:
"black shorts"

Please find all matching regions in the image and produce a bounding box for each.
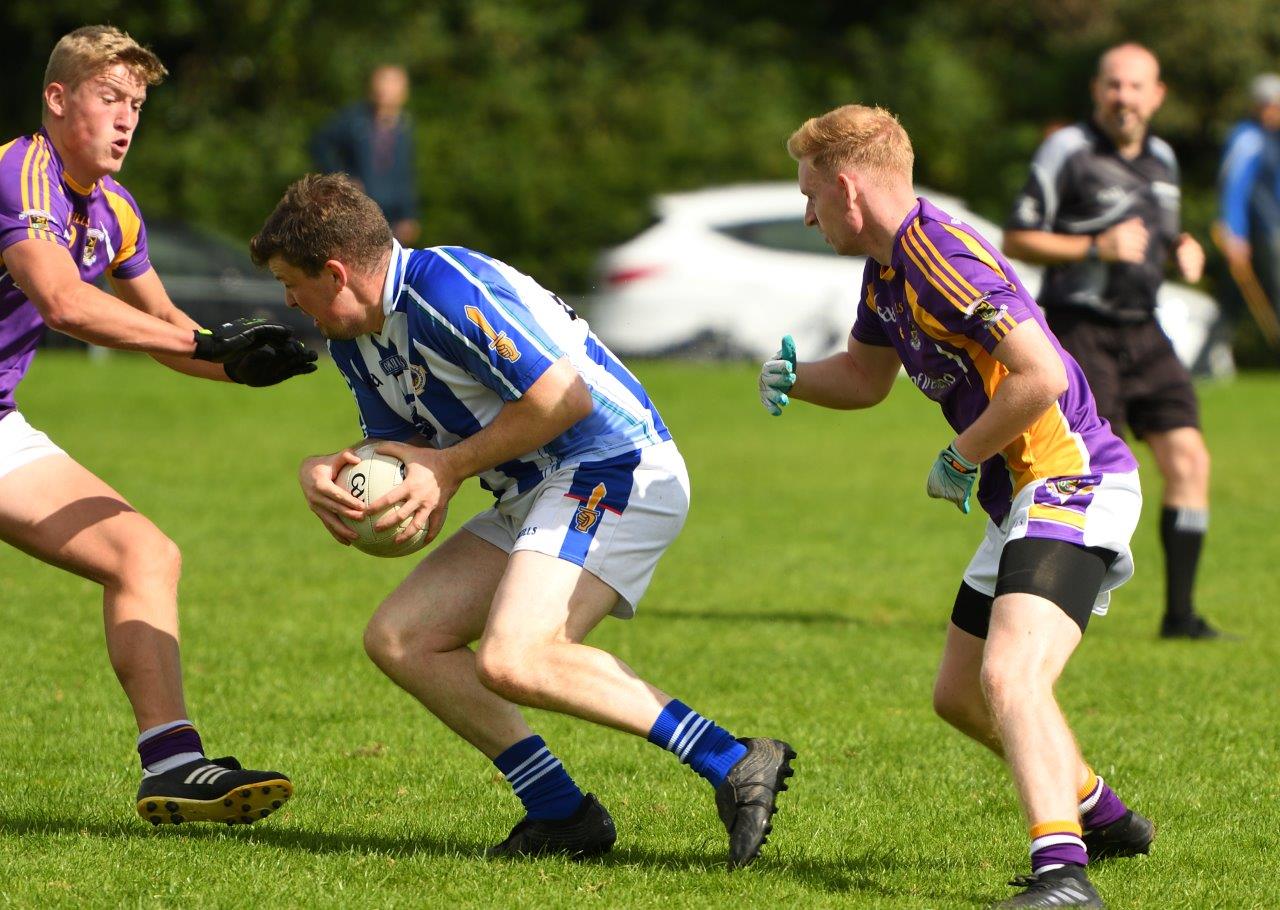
[1045,308,1199,439]
[950,537,1119,638]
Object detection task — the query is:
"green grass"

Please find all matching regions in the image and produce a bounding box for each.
[0,352,1276,909]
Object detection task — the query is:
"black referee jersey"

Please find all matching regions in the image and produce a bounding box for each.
[1005,119,1182,323]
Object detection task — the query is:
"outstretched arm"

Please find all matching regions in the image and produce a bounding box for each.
[7,238,197,355]
[109,268,229,380]
[761,334,900,414]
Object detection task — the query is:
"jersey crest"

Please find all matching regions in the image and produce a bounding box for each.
[465,304,521,362]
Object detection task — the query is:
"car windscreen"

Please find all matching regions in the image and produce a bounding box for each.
[145,222,258,279]
[714,218,836,256]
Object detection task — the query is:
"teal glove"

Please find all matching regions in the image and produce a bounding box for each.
[927,442,979,514]
[758,335,797,416]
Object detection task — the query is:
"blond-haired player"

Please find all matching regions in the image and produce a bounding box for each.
[763,103,1153,908]
[0,25,314,824]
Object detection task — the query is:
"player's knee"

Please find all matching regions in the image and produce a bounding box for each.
[112,527,182,593]
[978,653,1025,709]
[474,638,540,702]
[362,612,403,670]
[362,609,438,673]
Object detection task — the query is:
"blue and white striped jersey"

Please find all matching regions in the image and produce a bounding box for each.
[328,242,671,501]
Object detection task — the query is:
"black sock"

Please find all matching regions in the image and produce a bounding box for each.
[1160,506,1208,623]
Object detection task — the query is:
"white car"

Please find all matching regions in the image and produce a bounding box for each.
[585,182,1233,376]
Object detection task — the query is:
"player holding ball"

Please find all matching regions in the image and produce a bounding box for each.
[253,173,795,867]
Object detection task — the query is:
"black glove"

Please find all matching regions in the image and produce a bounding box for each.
[192,317,295,363]
[224,339,319,387]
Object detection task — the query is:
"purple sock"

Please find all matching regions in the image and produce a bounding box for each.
[1079,775,1128,830]
[1030,824,1088,874]
[137,721,204,772]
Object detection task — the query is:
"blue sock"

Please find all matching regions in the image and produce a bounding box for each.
[492,735,585,821]
[647,699,747,788]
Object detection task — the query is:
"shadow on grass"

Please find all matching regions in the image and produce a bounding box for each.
[0,816,979,903]
[644,607,865,626]
[0,813,469,858]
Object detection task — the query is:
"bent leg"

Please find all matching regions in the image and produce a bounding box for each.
[0,454,186,730]
[476,550,670,736]
[362,528,531,758]
[934,622,1005,757]
[982,593,1084,826]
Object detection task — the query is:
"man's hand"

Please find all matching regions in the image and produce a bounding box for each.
[192,316,295,363]
[1175,232,1205,283]
[225,339,319,386]
[759,335,797,416]
[1217,228,1253,270]
[927,442,979,514]
[298,450,365,544]
[1095,217,1148,264]
[370,442,460,545]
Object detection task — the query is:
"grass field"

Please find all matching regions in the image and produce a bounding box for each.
[0,351,1276,909]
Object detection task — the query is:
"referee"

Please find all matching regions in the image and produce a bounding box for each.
[1003,42,1221,640]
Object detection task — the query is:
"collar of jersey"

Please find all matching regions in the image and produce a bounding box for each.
[36,127,98,196]
[380,239,408,318]
[882,197,924,277]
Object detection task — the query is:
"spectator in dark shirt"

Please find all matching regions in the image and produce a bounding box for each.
[311,64,419,246]
[1003,43,1220,641]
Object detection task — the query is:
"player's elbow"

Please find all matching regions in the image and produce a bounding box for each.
[563,374,593,423]
[1036,360,1069,406]
[568,376,591,422]
[38,289,91,336]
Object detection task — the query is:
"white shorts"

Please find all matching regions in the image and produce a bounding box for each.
[962,470,1142,615]
[462,440,690,619]
[0,411,66,481]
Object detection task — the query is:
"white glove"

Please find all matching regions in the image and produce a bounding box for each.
[759,335,797,416]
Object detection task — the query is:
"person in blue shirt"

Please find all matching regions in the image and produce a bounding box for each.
[1216,72,1280,335]
[250,173,795,867]
[310,65,420,246]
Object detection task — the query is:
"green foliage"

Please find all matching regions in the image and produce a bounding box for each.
[7,1,1280,301]
[0,353,1277,906]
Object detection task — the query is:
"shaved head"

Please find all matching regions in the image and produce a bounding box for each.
[1097,43,1160,82]
[1092,42,1165,154]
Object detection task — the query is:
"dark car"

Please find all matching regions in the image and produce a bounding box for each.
[39,219,321,349]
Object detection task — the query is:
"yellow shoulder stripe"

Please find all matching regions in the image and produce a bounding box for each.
[901,225,972,314]
[908,223,985,305]
[102,186,144,270]
[940,222,1008,282]
[19,141,37,239]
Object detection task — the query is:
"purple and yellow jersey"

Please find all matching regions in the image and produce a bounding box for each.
[851,198,1137,527]
[0,129,151,415]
